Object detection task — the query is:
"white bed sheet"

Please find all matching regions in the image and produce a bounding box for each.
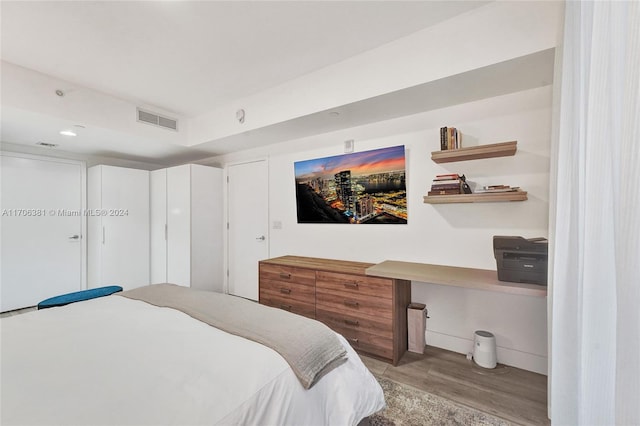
[1,295,385,425]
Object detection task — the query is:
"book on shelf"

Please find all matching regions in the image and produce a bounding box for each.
[428,189,461,196]
[429,173,465,195]
[433,173,459,180]
[440,127,447,150]
[431,183,461,191]
[427,173,473,196]
[439,127,462,151]
[432,178,460,185]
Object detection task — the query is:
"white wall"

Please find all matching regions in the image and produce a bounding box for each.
[211,85,552,374]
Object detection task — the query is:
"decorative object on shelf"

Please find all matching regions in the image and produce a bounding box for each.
[474,185,520,194]
[294,145,407,224]
[460,174,473,194]
[431,141,516,163]
[439,127,462,150]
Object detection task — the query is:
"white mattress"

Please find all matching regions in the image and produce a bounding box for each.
[1,295,385,425]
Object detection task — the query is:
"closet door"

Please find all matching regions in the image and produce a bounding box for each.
[190,165,223,291]
[88,165,149,290]
[166,165,191,287]
[150,169,167,284]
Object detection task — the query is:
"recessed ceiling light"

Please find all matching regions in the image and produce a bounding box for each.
[59,130,77,137]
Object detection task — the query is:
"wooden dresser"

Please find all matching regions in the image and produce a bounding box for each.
[259,256,411,365]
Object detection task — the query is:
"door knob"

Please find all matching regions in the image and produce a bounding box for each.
[68,235,80,240]
[256,235,265,241]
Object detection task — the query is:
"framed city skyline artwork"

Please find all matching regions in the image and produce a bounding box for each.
[294,145,407,224]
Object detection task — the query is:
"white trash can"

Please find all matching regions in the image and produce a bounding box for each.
[473,330,497,369]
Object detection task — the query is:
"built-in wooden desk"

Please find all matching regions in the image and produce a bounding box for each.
[365,260,547,297]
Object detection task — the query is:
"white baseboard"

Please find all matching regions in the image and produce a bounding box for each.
[426,329,548,375]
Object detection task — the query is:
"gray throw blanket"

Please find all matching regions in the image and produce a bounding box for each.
[117,284,347,389]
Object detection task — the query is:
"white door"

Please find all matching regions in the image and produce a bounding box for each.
[0,153,85,311]
[227,160,268,301]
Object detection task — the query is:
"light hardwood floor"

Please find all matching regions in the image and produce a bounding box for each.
[361,347,549,426]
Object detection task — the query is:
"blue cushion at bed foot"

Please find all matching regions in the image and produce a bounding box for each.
[37,286,123,310]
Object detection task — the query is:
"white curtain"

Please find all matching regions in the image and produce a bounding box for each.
[550,1,639,425]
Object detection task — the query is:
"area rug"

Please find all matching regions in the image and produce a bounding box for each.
[368,376,512,426]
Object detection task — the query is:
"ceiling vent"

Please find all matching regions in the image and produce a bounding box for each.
[136,108,178,131]
[36,142,58,148]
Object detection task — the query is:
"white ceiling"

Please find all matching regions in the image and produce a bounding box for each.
[5,1,543,165]
[1,1,487,117]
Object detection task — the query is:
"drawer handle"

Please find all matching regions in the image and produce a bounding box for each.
[280,287,291,294]
[279,273,291,279]
[280,304,292,311]
[344,281,359,289]
[347,337,359,345]
[344,319,360,326]
[344,300,359,308]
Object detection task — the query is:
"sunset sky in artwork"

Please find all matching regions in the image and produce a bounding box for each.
[295,145,405,180]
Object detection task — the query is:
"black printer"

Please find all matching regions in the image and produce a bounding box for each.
[493,236,548,285]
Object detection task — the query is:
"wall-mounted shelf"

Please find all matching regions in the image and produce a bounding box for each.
[366,260,546,297]
[431,141,517,163]
[423,190,528,204]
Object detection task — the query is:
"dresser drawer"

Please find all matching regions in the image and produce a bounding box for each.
[260,278,315,304]
[260,263,315,286]
[316,307,392,339]
[259,289,315,319]
[329,323,394,360]
[316,288,392,320]
[316,271,392,299]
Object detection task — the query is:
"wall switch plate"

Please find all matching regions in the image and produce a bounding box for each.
[344,139,354,153]
[272,220,282,229]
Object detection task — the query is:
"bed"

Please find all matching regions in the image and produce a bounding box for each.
[1,285,385,425]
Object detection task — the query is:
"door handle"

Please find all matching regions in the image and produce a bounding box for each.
[68,235,80,240]
[256,236,265,241]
